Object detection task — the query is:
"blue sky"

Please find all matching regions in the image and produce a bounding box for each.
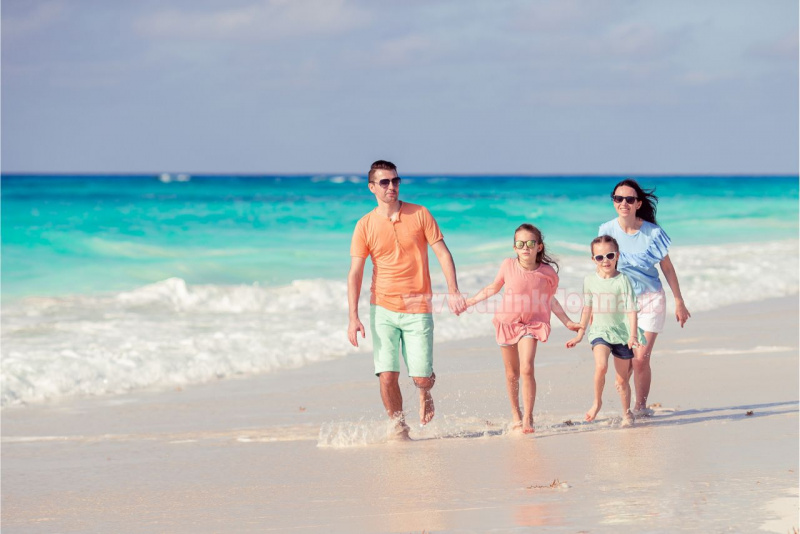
[2,0,798,174]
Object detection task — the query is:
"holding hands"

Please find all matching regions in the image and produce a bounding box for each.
[448,291,468,316]
[565,328,585,348]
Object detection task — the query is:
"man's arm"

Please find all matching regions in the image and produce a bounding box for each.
[347,256,367,346]
[430,240,467,315]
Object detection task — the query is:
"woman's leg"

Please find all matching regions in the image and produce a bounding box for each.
[614,356,634,425]
[632,331,658,413]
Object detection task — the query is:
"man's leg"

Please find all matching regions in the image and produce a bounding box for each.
[401,312,435,425]
[412,373,435,425]
[370,306,404,424]
[378,371,406,421]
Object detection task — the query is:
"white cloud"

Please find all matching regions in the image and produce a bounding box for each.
[134,0,371,41]
[677,70,738,87]
[369,35,441,66]
[514,0,624,33]
[748,31,800,61]
[1,0,67,40]
[604,22,679,58]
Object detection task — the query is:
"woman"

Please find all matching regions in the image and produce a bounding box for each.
[598,179,691,416]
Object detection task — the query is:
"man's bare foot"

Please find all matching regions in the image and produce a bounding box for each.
[389,418,411,441]
[621,410,635,427]
[585,401,602,421]
[420,390,435,425]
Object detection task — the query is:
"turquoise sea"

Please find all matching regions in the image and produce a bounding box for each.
[2,174,798,407]
[2,174,798,298]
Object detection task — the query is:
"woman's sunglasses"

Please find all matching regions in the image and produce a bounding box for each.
[514,240,538,249]
[611,194,638,204]
[371,177,402,188]
[593,252,618,262]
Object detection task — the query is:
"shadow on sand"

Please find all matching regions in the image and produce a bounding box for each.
[417,400,799,441]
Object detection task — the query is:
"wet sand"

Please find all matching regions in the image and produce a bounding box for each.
[2,297,798,532]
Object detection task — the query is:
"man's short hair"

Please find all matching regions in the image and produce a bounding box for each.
[368,160,397,182]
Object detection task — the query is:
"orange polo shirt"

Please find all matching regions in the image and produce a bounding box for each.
[350,202,444,314]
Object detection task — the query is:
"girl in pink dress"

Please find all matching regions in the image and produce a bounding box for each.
[466,224,579,434]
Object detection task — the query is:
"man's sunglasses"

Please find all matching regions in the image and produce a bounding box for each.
[371,177,402,188]
[611,195,638,204]
[593,252,618,262]
[514,240,538,249]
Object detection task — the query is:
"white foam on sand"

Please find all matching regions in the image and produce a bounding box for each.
[760,487,800,533]
[317,416,511,448]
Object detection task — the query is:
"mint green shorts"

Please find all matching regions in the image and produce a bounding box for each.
[370,305,434,377]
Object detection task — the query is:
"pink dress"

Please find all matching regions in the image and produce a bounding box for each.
[491,258,559,345]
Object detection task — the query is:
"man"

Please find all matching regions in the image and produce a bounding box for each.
[347,160,466,436]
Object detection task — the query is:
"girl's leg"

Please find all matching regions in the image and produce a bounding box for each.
[500,344,522,429]
[586,345,611,421]
[632,331,658,413]
[614,357,634,426]
[517,337,538,434]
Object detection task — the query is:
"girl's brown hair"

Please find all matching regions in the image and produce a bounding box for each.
[515,223,559,272]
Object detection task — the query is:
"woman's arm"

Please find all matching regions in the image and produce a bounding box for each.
[660,254,691,327]
[626,310,640,349]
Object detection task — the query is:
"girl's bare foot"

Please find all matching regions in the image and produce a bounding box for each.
[585,401,602,421]
[420,390,435,425]
[522,416,534,434]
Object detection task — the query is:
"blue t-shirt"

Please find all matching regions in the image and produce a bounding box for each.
[598,219,671,296]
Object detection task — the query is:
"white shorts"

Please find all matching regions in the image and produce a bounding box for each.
[637,288,666,333]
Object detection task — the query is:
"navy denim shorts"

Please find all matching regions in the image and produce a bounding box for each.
[590,338,634,360]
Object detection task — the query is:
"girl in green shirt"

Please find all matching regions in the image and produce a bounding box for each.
[567,235,647,427]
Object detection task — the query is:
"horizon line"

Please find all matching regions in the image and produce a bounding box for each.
[2,171,798,178]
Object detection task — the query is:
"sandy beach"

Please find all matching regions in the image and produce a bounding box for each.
[2,296,798,533]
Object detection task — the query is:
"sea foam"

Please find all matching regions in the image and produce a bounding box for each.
[2,240,797,407]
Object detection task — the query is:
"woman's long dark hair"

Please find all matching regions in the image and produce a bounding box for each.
[514,223,559,272]
[612,178,659,225]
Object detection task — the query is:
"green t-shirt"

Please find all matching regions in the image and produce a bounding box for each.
[583,272,647,345]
